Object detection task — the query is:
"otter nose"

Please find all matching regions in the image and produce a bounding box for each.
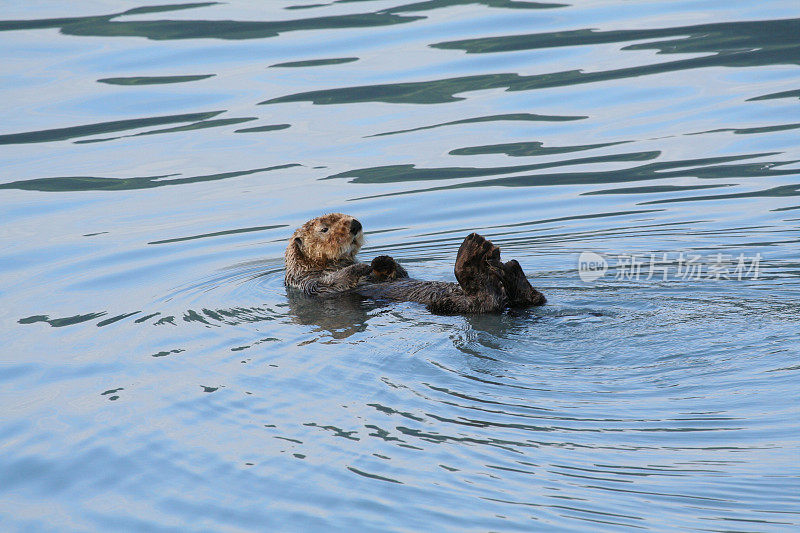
[350,219,362,235]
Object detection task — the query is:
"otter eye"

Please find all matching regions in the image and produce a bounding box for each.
[320,227,329,233]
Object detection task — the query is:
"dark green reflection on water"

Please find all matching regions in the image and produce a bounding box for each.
[74,117,258,144]
[270,57,359,68]
[450,141,627,157]
[262,73,521,105]
[747,89,800,101]
[125,116,257,135]
[264,18,800,105]
[0,164,300,192]
[326,150,663,183]
[148,224,288,245]
[0,111,223,145]
[294,0,566,12]
[431,18,800,55]
[368,113,586,137]
[582,184,735,196]
[483,209,666,231]
[0,2,217,31]
[0,2,423,40]
[18,312,108,327]
[235,124,292,133]
[689,123,800,136]
[285,3,328,10]
[378,0,567,12]
[641,183,800,205]
[97,74,215,85]
[340,153,796,200]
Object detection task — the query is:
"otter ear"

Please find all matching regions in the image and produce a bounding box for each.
[293,237,303,254]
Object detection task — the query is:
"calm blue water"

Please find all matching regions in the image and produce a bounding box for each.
[2,1,800,531]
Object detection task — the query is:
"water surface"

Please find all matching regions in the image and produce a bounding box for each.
[1,0,799,531]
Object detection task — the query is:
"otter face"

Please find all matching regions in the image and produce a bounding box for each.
[290,213,364,266]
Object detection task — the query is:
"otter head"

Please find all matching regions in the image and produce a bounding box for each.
[286,213,364,273]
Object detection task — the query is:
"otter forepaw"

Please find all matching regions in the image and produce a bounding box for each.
[369,255,407,282]
[502,259,546,307]
[350,263,373,278]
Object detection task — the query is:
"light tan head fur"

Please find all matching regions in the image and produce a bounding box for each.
[285,213,364,280]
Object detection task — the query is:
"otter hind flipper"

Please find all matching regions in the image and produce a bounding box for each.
[454,233,506,295]
[502,259,546,307]
[427,233,506,313]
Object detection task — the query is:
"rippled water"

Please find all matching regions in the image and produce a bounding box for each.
[2,1,800,531]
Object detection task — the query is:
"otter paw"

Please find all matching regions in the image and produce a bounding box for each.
[369,255,401,281]
[502,259,546,307]
[350,263,373,278]
[454,233,504,295]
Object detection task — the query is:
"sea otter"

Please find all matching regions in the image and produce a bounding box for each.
[284,213,545,314]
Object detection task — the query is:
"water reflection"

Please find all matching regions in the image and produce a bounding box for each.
[0,3,424,40]
[261,18,800,105]
[286,290,371,339]
[367,112,587,138]
[97,74,216,85]
[0,110,224,145]
[0,164,299,191]
[270,57,359,68]
[338,152,797,202]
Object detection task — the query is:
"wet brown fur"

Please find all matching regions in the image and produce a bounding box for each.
[285,213,545,314]
[284,213,369,294]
